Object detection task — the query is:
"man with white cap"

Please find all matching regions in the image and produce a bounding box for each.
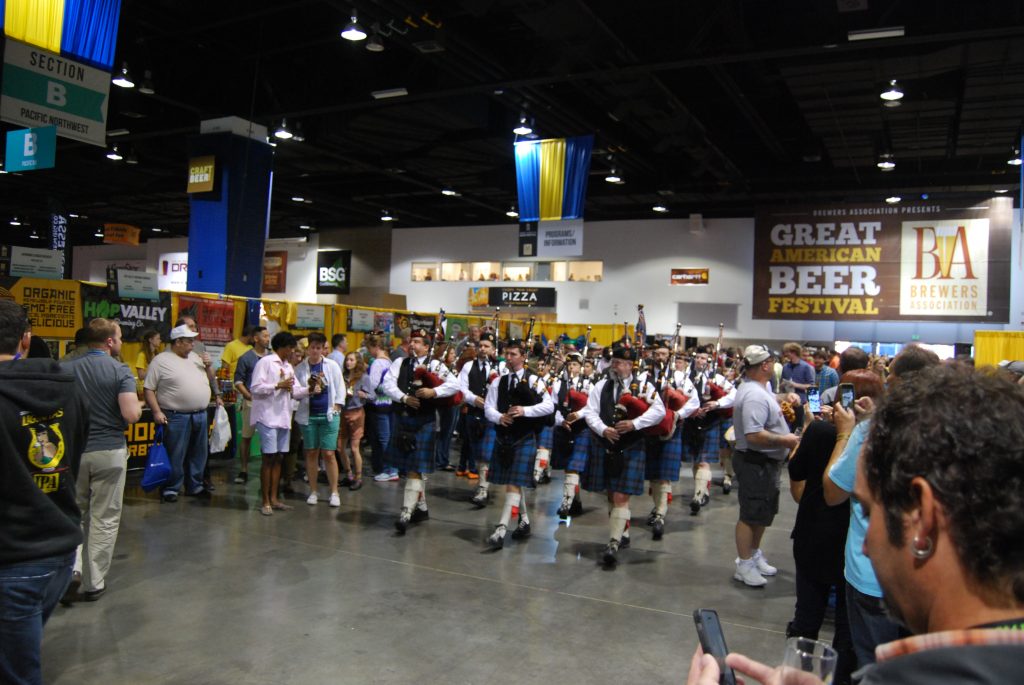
[144,323,223,502]
[730,344,799,587]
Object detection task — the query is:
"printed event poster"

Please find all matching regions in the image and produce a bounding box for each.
[347,308,375,332]
[752,199,1012,322]
[0,277,81,338]
[262,251,288,293]
[177,295,235,343]
[295,304,325,329]
[373,311,394,337]
[81,284,172,342]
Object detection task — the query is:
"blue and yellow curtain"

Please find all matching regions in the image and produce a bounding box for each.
[1,0,121,70]
[515,135,594,222]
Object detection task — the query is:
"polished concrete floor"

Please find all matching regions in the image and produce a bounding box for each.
[44,454,834,684]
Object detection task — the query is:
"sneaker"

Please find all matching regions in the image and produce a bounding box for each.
[470,486,489,509]
[306,493,319,505]
[466,471,480,480]
[557,495,574,518]
[386,471,400,481]
[651,515,665,540]
[734,558,767,587]
[395,508,412,534]
[440,464,456,472]
[373,472,392,482]
[349,479,363,491]
[722,476,732,495]
[689,496,701,516]
[234,471,248,485]
[511,519,531,539]
[488,524,507,549]
[410,507,429,523]
[602,540,619,566]
[162,492,178,503]
[329,492,341,507]
[753,549,778,576]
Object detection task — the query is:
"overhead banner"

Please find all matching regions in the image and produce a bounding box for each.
[4,125,56,171]
[316,250,351,295]
[753,200,1012,321]
[9,246,63,279]
[537,219,583,257]
[0,40,110,146]
[514,135,594,223]
[483,286,557,308]
[81,284,171,341]
[116,269,158,300]
[670,268,710,285]
[176,296,234,343]
[0,277,81,338]
[262,251,287,293]
[103,223,140,246]
[187,155,215,193]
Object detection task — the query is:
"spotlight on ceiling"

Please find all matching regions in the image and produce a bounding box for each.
[604,168,622,183]
[106,145,123,161]
[291,122,305,143]
[273,118,294,140]
[366,28,384,52]
[94,231,104,238]
[9,216,21,226]
[876,152,896,171]
[137,70,156,95]
[880,79,904,101]
[291,196,305,202]
[512,114,533,136]
[380,210,395,222]
[124,147,139,165]
[847,26,905,42]
[505,206,519,218]
[441,187,460,197]
[1008,145,1022,166]
[112,62,134,88]
[994,188,1010,194]
[885,195,901,204]
[341,10,367,41]
[652,205,668,213]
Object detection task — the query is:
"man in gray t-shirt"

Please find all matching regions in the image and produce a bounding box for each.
[730,345,801,588]
[60,319,142,601]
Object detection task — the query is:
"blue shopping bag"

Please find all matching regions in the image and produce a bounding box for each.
[141,426,171,492]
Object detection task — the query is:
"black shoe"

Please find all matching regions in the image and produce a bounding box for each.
[619,535,631,550]
[234,471,248,485]
[511,519,531,540]
[646,509,657,526]
[557,497,572,518]
[569,496,583,517]
[538,472,551,485]
[339,475,354,487]
[60,571,82,606]
[690,497,701,516]
[410,507,429,523]
[700,493,710,507]
[722,478,732,495]
[203,479,216,492]
[652,515,665,540]
[82,586,106,602]
[162,492,178,503]
[488,525,507,550]
[395,509,411,535]
[602,541,619,566]
[470,487,489,509]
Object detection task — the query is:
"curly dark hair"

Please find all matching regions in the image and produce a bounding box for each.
[864,365,1024,601]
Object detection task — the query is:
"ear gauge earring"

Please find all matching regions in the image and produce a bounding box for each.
[911,535,934,559]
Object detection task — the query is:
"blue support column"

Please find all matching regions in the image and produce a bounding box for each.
[187,132,273,298]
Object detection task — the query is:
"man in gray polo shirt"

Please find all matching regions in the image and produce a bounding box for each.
[731,344,800,587]
[60,318,142,602]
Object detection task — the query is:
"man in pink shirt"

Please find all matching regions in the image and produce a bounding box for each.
[250,332,312,516]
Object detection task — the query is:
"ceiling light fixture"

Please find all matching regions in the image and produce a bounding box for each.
[137,70,156,95]
[366,28,384,52]
[505,206,519,218]
[291,196,305,202]
[994,188,1010,194]
[273,118,294,140]
[124,148,139,165]
[380,210,395,222]
[10,217,21,226]
[94,231,104,238]
[847,26,905,42]
[68,213,79,218]
[604,168,621,183]
[876,152,896,171]
[291,122,305,143]
[299,224,312,230]
[441,187,460,197]
[513,114,533,136]
[652,205,668,213]
[880,79,904,101]
[30,231,41,239]
[341,10,367,41]
[106,145,123,161]
[371,87,408,100]
[885,195,901,204]
[152,227,162,232]
[1008,145,1022,166]
[112,62,134,88]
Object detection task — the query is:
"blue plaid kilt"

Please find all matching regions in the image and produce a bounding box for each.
[681,418,723,464]
[550,422,586,470]
[582,433,647,496]
[464,412,494,465]
[567,428,591,472]
[645,423,684,482]
[389,414,437,474]
[538,425,554,450]
[479,420,498,465]
[719,417,734,449]
[489,430,537,488]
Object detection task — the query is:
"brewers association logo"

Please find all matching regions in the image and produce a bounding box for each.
[900,219,989,317]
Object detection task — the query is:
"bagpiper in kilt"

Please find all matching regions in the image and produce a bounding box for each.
[582,344,665,566]
[548,352,592,518]
[458,332,501,508]
[381,328,461,535]
[483,339,554,550]
[681,347,737,516]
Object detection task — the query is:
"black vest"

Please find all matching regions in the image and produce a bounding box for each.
[495,371,544,442]
[466,360,490,415]
[396,357,434,420]
[599,377,644,448]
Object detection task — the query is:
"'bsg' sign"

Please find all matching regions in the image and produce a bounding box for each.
[316,250,351,295]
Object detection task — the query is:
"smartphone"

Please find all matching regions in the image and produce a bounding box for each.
[839,383,855,410]
[693,608,738,685]
[807,388,821,415]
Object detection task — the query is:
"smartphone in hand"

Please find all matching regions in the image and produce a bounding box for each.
[838,383,855,411]
[693,608,738,685]
[807,388,821,415]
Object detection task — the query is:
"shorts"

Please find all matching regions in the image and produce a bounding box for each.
[255,422,291,455]
[339,408,365,448]
[240,399,255,438]
[301,414,340,451]
[733,450,782,526]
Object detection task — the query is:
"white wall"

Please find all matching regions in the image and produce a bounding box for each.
[72,237,189,283]
[390,215,1024,345]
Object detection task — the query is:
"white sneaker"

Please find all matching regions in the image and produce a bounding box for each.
[734,558,767,587]
[753,549,778,576]
[329,492,341,507]
[306,492,319,505]
[373,472,391,482]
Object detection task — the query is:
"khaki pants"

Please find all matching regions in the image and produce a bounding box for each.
[73,448,128,592]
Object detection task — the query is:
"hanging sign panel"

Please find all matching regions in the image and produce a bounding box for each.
[262,251,287,293]
[537,219,584,257]
[0,277,81,338]
[316,250,351,294]
[670,268,710,285]
[486,286,557,308]
[81,284,171,341]
[752,199,1012,322]
[4,125,56,171]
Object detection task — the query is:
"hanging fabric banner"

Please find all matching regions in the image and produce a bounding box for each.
[514,135,593,223]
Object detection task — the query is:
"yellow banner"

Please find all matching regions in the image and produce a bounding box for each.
[0,277,81,338]
[103,224,141,246]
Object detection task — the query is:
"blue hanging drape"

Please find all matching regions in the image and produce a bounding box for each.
[60,0,121,70]
[515,141,541,223]
[514,135,593,223]
[561,135,593,221]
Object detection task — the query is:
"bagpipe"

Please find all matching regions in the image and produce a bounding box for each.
[707,322,734,419]
[410,310,463,409]
[648,322,686,439]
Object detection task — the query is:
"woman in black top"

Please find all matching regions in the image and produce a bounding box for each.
[787,416,855,684]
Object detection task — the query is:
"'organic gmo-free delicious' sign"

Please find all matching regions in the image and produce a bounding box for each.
[316,250,351,294]
[753,199,1011,322]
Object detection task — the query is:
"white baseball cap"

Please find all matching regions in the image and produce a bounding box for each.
[169,324,199,341]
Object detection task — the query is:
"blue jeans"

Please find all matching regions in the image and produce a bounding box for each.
[365,405,394,475]
[164,409,209,495]
[845,582,905,669]
[434,405,459,468]
[0,552,75,685]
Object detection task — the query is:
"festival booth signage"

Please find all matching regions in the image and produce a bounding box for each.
[316,250,351,295]
[486,286,557,308]
[81,284,171,342]
[295,304,325,329]
[0,277,81,338]
[262,251,287,293]
[7,246,63,279]
[753,199,1012,322]
[670,268,710,285]
[176,295,234,343]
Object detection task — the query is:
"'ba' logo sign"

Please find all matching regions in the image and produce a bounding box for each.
[899,219,989,317]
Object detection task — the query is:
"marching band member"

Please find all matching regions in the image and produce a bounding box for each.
[582,344,665,566]
[681,347,737,515]
[483,339,554,550]
[548,351,593,517]
[458,332,501,507]
[381,328,460,534]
